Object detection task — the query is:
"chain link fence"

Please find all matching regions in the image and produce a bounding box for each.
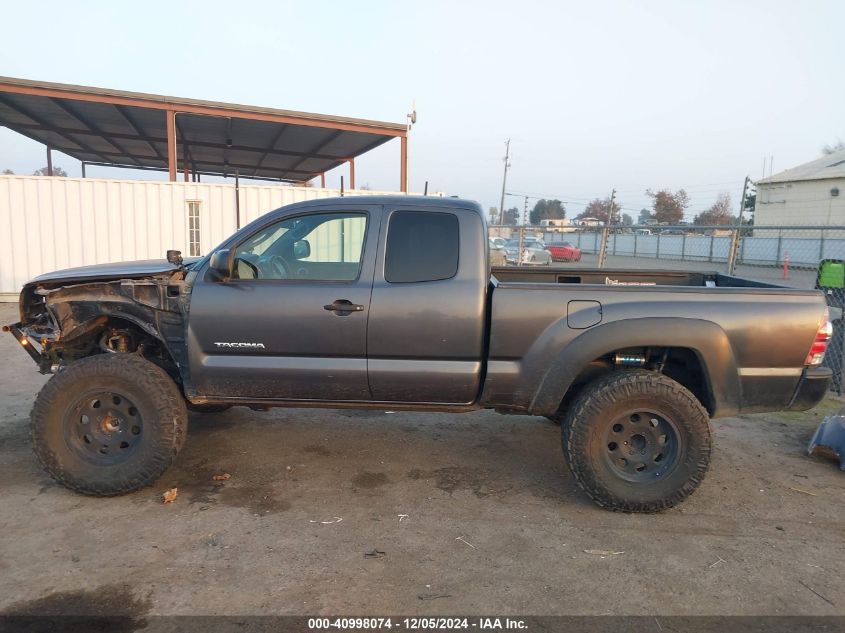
[489,224,845,392]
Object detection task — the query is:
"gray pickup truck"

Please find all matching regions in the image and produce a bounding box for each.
[5,196,833,512]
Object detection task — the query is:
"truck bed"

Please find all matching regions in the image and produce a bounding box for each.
[483,265,827,418]
[491,266,785,288]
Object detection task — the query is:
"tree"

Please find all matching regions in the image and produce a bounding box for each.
[529,199,566,225]
[575,196,621,224]
[742,192,756,223]
[823,139,845,155]
[2,169,14,175]
[488,207,499,223]
[502,207,519,225]
[693,192,733,226]
[638,208,653,224]
[621,213,633,226]
[646,188,689,224]
[33,166,68,177]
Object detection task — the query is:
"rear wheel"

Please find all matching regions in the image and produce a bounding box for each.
[31,354,188,496]
[561,370,711,513]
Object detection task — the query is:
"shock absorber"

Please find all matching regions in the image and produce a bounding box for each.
[613,353,646,367]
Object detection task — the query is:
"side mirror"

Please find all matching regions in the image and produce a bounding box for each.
[208,249,231,279]
[293,240,311,260]
[167,249,183,266]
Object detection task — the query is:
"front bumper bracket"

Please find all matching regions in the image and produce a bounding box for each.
[2,322,45,366]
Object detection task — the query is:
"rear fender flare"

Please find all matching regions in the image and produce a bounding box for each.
[528,317,740,417]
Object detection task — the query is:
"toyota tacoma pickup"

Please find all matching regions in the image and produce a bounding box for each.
[4,196,833,512]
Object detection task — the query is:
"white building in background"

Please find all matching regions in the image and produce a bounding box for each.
[539,218,576,232]
[756,149,845,226]
[0,175,437,300]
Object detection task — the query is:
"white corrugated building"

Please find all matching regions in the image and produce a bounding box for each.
[756,150,845,225]
[0,176,437,300]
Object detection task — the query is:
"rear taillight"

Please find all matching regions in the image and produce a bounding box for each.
[805,309,833,366]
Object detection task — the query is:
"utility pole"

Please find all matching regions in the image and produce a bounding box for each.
[608,188,617,225]
[726,176,750,275]
[736,176,750,226]
[516,194,528,266]
[597,188,615,268]
[498,139,511,225]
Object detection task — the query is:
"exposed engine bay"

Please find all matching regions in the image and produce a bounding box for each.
[6,269,192,381]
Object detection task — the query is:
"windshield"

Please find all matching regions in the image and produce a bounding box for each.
[238,224,291,256]
[505,238,541,247]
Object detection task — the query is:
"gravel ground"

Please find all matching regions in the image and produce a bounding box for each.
[0,302,843,617]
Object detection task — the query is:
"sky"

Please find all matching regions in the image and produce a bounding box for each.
[1,0,844,221]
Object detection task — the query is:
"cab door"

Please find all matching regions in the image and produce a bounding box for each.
[187,205,380,401]
[366,205,487,403]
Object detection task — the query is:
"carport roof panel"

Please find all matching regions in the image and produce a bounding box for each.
[0,76,407,181]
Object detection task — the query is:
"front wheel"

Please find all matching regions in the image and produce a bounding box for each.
[561,370,711,513]
[31,354,188,496]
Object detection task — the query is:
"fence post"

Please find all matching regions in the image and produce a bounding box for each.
[820,230,826,261]
[656,232,661,259]
[682,233,687,261]
[708,233,714,262]
[597,226,610,268]
[634,233,638,257]
[517,225,525,267]
[776,232,783,266]
[612,232,617,256]
[726,228,740,275]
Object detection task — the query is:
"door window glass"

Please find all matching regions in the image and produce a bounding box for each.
[385,211,459,283]
[232,212,367,280]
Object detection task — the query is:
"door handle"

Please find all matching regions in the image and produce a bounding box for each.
[323,299,365,314]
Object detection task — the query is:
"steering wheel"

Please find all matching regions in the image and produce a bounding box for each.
[232,256,259,279]
[268,255,292,279]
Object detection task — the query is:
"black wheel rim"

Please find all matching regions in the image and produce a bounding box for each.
[602,409,682,483]
[64,390,143,464]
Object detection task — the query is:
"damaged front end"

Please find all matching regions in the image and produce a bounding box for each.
[4,268,192,380]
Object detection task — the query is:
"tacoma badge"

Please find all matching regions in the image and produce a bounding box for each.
[214,342,266,349]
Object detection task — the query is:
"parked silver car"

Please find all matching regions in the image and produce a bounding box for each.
[489,236,508,249]
[489,238,507,266]
[503,237,552,265]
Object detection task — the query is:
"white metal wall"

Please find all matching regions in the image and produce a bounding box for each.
[756,178,845,226]
[0,176,432,299]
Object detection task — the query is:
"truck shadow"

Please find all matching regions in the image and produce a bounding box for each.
[168,407,587,511]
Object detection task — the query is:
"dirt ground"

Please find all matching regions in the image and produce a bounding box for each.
[0,301,843,617]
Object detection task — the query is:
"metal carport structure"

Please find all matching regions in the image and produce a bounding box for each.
[0,76,409,190]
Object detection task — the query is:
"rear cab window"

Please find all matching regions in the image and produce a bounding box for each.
[385,211,459,283]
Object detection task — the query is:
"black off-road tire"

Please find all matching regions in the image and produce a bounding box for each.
[31,354,188,496]
[561,369,711,513]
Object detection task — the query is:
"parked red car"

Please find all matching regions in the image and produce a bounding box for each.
[547,241,582,262]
